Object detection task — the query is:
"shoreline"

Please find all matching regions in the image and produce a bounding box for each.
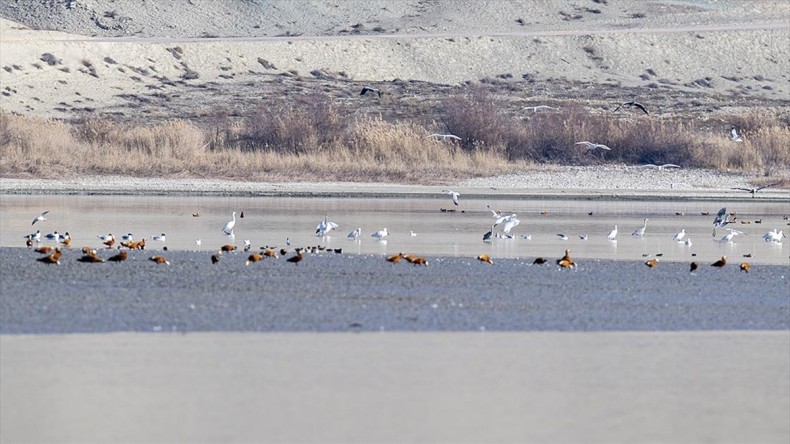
[2,166,788,201]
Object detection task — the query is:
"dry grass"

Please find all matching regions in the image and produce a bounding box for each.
[0,113,512,183]
[1,91,788,183]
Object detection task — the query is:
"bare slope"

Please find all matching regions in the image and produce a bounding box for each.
[0,0,788,122]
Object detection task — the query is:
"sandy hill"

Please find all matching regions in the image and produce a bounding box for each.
[0,0,788,122]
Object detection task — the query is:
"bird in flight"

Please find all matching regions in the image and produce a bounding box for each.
[613,100,649,115]
[441,189,460,206]
[522,105,558,112]
[31,211,49,225]
[426,133,462,141]
[575,141,611,152]
[640,163,680,171]
[731,182,781,197]
[360,86,382,97]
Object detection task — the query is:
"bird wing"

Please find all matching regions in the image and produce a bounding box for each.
[661,164,680,169]
[713,207,727,225]
[731,187,751,192]
[757,182,782,191]
[612,103,624,112]
[360,87,370,95]
[451,193,459,205]
[597,144,611,150]
[633,102,649,115]
[640,164,658,168]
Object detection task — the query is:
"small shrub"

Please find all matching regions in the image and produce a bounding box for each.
[40,53,61,66]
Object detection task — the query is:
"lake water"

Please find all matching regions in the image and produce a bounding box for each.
[1,195,788,264]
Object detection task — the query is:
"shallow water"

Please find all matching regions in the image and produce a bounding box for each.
[1,195,788,264]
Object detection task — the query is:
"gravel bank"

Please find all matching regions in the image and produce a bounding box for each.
[2,166,787,200]
[2,247,788,334]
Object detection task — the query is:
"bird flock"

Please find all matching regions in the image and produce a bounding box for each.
[21,197,786,274]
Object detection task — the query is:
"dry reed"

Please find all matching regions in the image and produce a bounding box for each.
[1,92,788,183]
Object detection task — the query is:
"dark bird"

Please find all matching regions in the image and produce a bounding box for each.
[731,182,782,197]
[211,254,221,264]
[360,86,382,97]
[613,100,649,115]
[711,256,727,268]
[532,257,547,265]
[287,252,304,265]
[690,262,698,273]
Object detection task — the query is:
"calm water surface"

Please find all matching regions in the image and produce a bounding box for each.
[1,195,788,264]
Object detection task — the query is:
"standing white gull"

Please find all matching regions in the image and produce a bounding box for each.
[672,229,686,242]
[607,225,618,241]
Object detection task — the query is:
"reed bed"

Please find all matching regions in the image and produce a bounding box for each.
[1,92,788,183]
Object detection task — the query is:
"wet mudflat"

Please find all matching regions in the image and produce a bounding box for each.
[2,247,787,334]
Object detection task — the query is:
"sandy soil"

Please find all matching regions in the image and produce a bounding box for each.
[0,1,788,122]
[2,166,789,201]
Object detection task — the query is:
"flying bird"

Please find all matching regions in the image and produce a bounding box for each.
[719,228,745,243]
[731,182,782,197]
[31,211,49,225]
[428,134,462,141]
[360,86,382,97]
[613,100,649,115]
[441,189,461,206]
[575,141,611,152]
[522,105,558,112]
[640,163,680,171]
